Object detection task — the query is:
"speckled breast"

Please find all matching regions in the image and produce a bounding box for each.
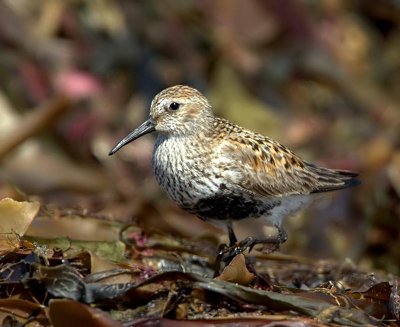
[152,135,222,208]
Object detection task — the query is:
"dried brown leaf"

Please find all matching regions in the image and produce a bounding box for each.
[215,254,255,285]
[0,198,39,254]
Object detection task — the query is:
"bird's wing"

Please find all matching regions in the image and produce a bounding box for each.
[219,134,359,197]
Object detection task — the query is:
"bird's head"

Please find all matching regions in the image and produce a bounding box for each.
[109,85,213,155]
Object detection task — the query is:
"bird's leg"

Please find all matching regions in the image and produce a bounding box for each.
[214,222,237,273]
[227,222,237,246]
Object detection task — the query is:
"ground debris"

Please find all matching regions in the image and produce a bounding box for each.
[0,201,398,326]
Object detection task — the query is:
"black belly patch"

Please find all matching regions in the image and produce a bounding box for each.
[188,194,278,221]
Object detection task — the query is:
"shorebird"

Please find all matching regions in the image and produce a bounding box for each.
[109,85,359,257]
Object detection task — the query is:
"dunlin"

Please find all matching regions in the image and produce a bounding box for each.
[109,85,359,255]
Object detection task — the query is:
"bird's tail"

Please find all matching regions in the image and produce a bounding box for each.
[305,163,360,193]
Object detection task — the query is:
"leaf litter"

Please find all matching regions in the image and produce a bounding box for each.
[0,198,399,326]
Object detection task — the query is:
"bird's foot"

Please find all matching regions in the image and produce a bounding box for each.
[214,226,288,275]
[214,237,278,276]
[216,235,281,266]
[249,226,288,254]
[214,244,235,270]
[240,235,282,254]
[277,225,288,244]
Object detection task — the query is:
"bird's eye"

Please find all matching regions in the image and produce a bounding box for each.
[169,102,180,110]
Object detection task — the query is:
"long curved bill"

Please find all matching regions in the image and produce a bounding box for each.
[109,119,155,155]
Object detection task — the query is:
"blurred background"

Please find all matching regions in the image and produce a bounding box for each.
[0,0,399,273]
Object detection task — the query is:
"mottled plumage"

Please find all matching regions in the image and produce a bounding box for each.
[109,85,359,250]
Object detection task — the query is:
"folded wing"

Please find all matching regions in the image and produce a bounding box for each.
[220,134,359,197]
